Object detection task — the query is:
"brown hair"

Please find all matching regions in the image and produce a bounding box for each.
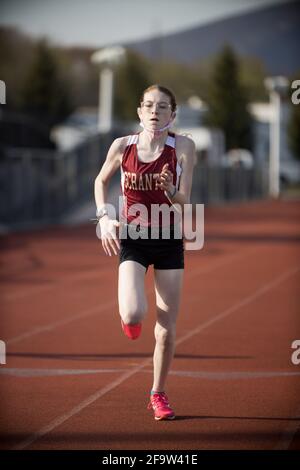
[139,84,177,113]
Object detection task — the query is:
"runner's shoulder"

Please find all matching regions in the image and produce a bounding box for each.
[174,133,196,150]
[112,135,133,159]
[174,133,196,164]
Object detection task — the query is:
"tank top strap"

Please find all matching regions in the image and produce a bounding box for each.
[165,132,176,149]
[126,134,138,146]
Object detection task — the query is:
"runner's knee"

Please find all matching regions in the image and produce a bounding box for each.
[121,304,147,325]
[154,322,176,346]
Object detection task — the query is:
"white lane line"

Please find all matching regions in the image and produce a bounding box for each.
[0,368,129,377]
[1,367,300,379]
[186,246,257,278]
[6,299,116,346]
[176,266,300,348]
[12,264,300,450]
[12,357,154,450]
[169,370,300,380]
[3,268,105,302]
[6,247,256,346]
[5,229,231,303]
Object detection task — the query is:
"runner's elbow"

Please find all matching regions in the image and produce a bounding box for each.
[95,173,109,187]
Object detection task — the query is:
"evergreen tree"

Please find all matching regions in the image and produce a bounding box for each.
[205,45,253,151]
[20,38,71,127]
[113,49,151,122]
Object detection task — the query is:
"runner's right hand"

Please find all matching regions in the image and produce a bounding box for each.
[99,216,122,256]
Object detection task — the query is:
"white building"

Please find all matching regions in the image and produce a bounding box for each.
[249,101,300,184]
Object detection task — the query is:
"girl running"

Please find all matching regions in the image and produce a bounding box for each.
[94,84,195,420]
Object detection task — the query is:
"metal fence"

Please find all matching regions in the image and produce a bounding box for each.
[0,131,118,229]
[190,162,269,205]
[0,135,269,230]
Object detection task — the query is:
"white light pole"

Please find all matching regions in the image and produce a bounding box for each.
[264,76,289,198]
[91,46,126,133]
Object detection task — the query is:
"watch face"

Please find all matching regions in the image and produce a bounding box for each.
[97,208,108,217]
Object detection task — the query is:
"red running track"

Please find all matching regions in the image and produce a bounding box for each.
[0,198,300,450]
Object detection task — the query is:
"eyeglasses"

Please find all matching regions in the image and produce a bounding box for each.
[141,101,172,111]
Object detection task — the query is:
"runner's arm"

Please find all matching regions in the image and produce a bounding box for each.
[94,138,122,213]
[165,137,196,210]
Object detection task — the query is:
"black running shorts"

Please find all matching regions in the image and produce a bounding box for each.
[119,224,184,272]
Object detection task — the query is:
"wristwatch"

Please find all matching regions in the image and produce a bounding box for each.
[90,206,109,224]
[166,186,177,198]
[96,206,109,219]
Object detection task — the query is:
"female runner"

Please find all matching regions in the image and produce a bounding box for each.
[94,84,195,420]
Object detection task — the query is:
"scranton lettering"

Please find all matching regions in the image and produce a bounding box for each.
[124,171,161,190]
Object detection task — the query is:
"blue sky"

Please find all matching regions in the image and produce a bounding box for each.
[0,0,290,48]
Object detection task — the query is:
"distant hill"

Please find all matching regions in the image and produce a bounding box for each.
[122,0,300,75]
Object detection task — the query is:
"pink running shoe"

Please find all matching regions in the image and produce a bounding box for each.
[121,319,142,340]
[147,392,175,420]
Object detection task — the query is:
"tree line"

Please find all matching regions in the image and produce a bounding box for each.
[0,26,299,160]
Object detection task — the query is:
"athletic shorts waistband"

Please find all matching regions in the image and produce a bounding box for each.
[120,223,183,240]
